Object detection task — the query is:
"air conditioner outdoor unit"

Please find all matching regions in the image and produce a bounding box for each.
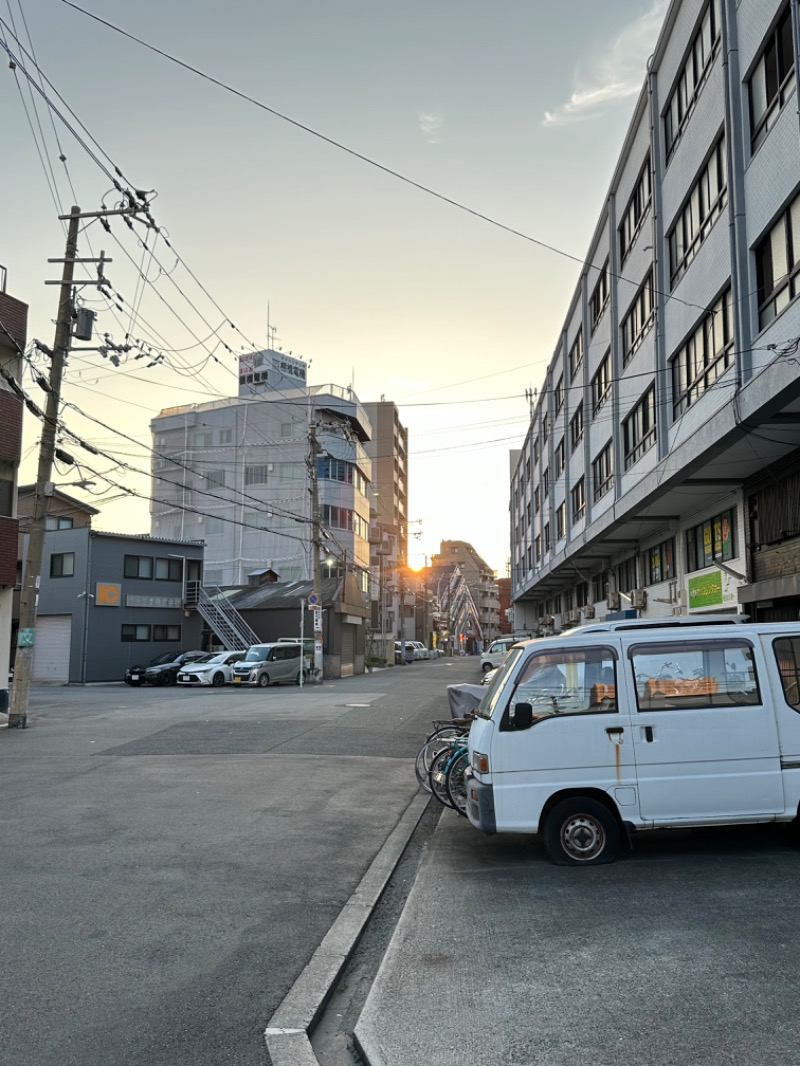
[583,604,596,619]
[630,588,647,609]
[676,589,688,609]
[541,615,555,627]
[606,591,621,611]
[672,605,685,616]
[566,609,580,625]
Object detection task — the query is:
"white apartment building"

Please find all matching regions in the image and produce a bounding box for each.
[150,351,373,589]
[512,0,800,630]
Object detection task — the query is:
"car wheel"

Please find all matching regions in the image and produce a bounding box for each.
[543,797,621,866]
[211,672,225,687]
[257,673,270,688]
[161,671,176,686]
[481,661,493,673]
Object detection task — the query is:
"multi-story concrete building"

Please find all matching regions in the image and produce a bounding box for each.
[511,0,800,631]
[150,351,373,593]
[432,540,500,643]
[0,272,27,708]
[363,401,408,659]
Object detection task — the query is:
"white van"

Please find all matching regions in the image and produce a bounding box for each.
[480,637,520,673]
[465,617,800,865]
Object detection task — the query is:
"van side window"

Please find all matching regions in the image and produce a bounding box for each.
[773,638,800,711]
[629,639,760,711]
[507,646,618,720]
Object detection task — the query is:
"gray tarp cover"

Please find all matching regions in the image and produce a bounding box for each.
[447,683,486,718]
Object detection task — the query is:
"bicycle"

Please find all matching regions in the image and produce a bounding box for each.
[414,717,472,794]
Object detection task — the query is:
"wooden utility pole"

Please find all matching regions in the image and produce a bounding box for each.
[8,207,81,727]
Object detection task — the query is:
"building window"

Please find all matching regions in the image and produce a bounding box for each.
[122,624,151,642]
[533,437,540,464]
[621,271,654,363]
[569,331,584,379]
[592,353,612,415]
[668,135,727,288]
[664,0,723,161]
[124,555,153,579]
[644,538,676,584]
[244,464,269,486]
[623,385,657,469]
[543,468,549,499]
[45,516,74,531]
[155,557,183,581]
[556,502,566,540]
[190,430,213,448]
[318,457,357,484]
[570,404,584,452]
[542,412,549,444]
[617,557,638,594]
[526,501,531,524]
[555,439,565,477]
[50,552,75,578]
[202,469,226,488]
[543,522,551,553]
[619,158,652,263]
[571,478,586,523]
[590,261,609,331]
[219,428,232,445]
[153,625,181,642]
[671,287,733,418]
[533,486,540,514]
[749,6,795,152]
[592,442,614,502]
[554,375,564,415]
[592,572,609,603]
[756,192,800,329]
[686,509,736,572]
[525,457,531,482]
[204,516,223,535]
[279,422,306,439]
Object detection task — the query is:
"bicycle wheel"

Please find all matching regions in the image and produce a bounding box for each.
[445,750,470,817]
[429,745,458,808]
[414,727,462,791]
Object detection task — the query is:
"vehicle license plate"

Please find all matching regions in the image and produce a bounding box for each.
[130,674,139,681]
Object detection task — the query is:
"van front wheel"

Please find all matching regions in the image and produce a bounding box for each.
[543,797,620,866]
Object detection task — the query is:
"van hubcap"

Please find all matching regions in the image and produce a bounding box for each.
[561,814,605,860]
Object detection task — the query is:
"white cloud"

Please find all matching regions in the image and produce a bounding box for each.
[418,111,443,144]
[543,1,668,127]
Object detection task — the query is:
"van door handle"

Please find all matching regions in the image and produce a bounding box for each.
[605,727,624,737]
[644,726,654,743]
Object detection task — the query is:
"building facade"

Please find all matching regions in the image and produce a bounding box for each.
[511,0,800,632]
[150,352,373,592]
[363,401,408,660]
[0,274,27,708]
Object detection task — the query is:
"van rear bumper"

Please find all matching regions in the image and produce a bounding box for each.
[464,769,496,834]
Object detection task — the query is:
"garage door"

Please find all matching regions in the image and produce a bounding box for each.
[32,616,72,682]
[340,623,356,677]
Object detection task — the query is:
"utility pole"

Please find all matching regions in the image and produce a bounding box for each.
[9,203,133,727]
[8,207,81,727]
[308,421,324,682]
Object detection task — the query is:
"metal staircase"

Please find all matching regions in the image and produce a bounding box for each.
[184,582,260,650]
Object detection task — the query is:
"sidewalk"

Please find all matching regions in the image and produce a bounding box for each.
[355,810,800,1066]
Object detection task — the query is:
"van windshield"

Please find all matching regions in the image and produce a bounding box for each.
[243,647,269,662]
[481,647,525,717]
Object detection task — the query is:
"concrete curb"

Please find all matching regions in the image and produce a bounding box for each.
[264,790,430,1066]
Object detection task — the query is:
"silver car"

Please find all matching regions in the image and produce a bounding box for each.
[177,650,246,687]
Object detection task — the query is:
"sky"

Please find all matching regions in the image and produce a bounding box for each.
[0,0,669,575]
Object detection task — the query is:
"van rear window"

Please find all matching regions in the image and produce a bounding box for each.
[629,638,759,710]
[773,638,800,711]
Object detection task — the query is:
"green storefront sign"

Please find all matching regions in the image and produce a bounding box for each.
[688,570,723,609]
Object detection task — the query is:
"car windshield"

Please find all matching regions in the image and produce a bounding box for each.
[480,646,526,717]
[149,652,177,666]
[191,653,216,664]
[243,647,268,662]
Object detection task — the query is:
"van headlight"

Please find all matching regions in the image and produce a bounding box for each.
[473,751,489,774]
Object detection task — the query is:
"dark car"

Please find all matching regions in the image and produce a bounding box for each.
[124,650,205,687]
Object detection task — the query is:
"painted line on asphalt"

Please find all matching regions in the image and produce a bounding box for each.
[264,789,430,1066]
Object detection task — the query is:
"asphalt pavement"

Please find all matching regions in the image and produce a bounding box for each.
[0,660,457,1066]
[355,806,800,1066]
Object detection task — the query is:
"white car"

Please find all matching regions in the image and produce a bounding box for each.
[480,637,520,674]
[411,641,429,660]
[177,650,246,687]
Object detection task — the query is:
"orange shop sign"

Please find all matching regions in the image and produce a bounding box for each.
[96,582,121,606]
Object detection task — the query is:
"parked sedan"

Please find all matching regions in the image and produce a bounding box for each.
[177,650,246,687]
[143,650,207,686]
[410,641,430,660]
[125,651,183,687]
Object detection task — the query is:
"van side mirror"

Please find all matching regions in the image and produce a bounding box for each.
[509,702,534,730]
